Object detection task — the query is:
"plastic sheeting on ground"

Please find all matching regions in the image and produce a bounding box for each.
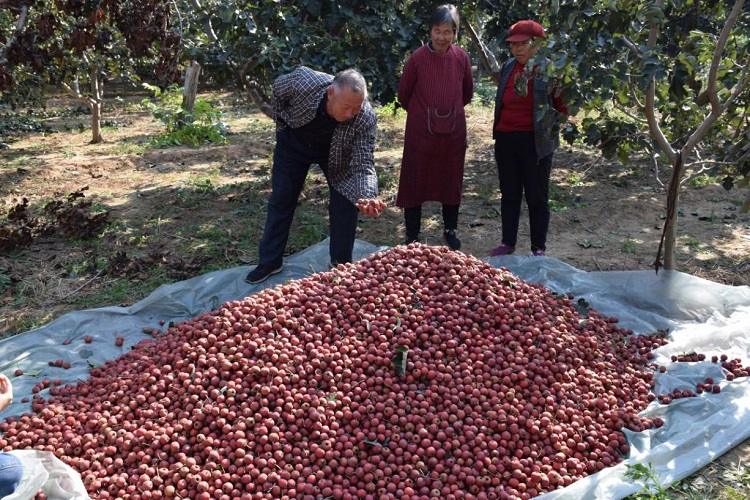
[3,450,89,500]
[1,239,749,499]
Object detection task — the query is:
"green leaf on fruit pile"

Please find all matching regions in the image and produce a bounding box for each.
[23,369,43,377]
[363,436,390,447]
[575,298,590,317]
[392,345,408,376]
[391,317,402,331]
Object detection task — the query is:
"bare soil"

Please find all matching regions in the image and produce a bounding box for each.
[1,88,749,497]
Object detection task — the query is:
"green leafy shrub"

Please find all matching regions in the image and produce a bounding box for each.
[141,84,228,148]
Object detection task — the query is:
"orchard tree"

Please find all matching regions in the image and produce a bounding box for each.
[546,0,749,271]
[170,0,437,107]
[469,0,748,271]
[0,0,180,143]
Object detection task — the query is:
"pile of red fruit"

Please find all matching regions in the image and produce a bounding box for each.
[2,244,729,499]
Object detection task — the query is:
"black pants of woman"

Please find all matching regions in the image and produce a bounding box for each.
[494,131,552,252]
[404,204,459,241]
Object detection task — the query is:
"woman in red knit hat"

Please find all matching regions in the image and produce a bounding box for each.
[491,20,568,257]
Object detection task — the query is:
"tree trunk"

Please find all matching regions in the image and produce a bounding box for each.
[89,67,103,144]
[183,61,201,114]
[462,19,501,83]
[663,194,679,270]
[240,57,273,118]
[656,152,684,271]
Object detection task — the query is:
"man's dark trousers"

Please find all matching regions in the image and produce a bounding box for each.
[258,129,358,268]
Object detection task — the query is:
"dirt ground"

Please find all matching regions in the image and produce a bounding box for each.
[1,89,749,497]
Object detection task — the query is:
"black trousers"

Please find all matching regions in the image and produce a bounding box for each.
[404,203,459,239]
[258,129,359,267]
[494,131,552,252]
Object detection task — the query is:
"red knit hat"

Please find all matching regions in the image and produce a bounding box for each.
[505,20,546,42]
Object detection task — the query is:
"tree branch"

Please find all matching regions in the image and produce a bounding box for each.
[462,18,501,83]
[240,57,272,118]
[643,0,677,165]
[170,0,185,37]
[61,81,95,107]
[621,36,642,59]
[683,0,746,154]
[612,101,647,123]
[185,0,217,43]
[0,4,29,65]
[722,64,750,113]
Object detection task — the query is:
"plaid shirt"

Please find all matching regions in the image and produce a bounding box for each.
[272,66,379,203]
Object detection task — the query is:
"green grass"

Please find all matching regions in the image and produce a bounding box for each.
[184,175,218,194]
[109,140,149,156]
[287,207,328,253]
[468,179,499,201]
[473,79,497,108]
[549,183,571,212]
[567,171,585,186]
[624,462,671,500]
[72,271,172,310]
[2,155,45,170]
[377,164,400,195]
[621,235,639,253]
[0,267,13,293]
[375,99,406,120]
[684,239,703,252]
[688,173,719,189]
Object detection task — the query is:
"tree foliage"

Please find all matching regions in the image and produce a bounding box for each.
[468,0,749,269]
[173,0,445,105]
[547,0,748,173]
[1,0,180,90]
[1,0,181,141]
[2,0,748,268]
[538,0,750,269]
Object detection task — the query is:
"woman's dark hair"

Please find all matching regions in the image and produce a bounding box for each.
[429,4,460,33]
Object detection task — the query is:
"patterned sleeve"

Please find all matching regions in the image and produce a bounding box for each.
[272,67,331,128]
[271,71,295,126]
[331,103,379,203]
[349,107,379,200]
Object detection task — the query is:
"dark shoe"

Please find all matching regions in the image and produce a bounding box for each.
[444,230,461,250]
[404,236,420,245]
[491,243,515,256]
[245,264,283,284]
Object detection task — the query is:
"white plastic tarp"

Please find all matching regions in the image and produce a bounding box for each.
[1,239,749,499]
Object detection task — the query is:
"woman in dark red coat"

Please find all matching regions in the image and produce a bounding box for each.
[396,3,474,250]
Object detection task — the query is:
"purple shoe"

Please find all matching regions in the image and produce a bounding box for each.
[491,244,516,256]
[532,249,546,256]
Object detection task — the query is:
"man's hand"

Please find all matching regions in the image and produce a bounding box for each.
[0,373,13,412]
[356,198,386,217]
